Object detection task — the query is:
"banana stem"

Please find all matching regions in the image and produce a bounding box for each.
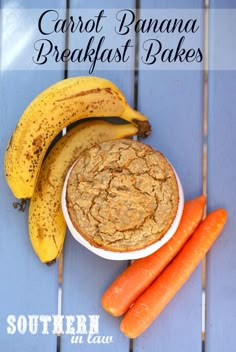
[13,198,27,212]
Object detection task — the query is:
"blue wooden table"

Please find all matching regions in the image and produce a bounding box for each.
[0,1,235,351]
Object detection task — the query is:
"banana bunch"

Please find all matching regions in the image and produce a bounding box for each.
[4,76,151,199]
[29,120,138,263]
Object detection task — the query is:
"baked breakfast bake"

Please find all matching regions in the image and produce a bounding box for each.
[66,139,179,252]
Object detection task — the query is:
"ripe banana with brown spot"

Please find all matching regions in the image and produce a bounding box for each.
[4,76,151,199]
[28,120,138,264]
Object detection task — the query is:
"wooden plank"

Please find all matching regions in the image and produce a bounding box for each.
[60,1,135,351]
[133,1,205,351]
[0,1,65,350]
[205,1,236,352]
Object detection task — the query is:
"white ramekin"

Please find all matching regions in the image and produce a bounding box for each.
[61,159,184,261]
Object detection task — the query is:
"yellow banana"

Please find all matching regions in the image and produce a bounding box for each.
[5,76,151,199]
[28,120,138,264]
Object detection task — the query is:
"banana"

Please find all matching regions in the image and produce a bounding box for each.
[4,76,151,199]
[28,120,138,264]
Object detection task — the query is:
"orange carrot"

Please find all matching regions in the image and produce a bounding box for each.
[101,195,206,317]
[120,208,227,338]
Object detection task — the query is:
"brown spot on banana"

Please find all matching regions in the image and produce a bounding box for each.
[32,134,44,147]
[55,87,106,102]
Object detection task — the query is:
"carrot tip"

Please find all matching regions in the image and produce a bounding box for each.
[101,300,121,317]
[120,323,136,339]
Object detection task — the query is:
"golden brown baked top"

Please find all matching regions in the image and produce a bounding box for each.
[66,139,179,252]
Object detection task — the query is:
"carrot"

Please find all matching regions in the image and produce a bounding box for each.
[120,208,227,338]
[101,195,206,317]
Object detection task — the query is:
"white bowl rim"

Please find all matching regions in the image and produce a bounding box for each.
[61,159,184,261]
